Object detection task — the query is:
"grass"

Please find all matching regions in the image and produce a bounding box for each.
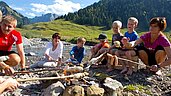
[124,84,152,95]
[17,19,171,44]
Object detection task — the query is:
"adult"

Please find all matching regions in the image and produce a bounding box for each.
[30,33,63,68]
[134,17,171,74]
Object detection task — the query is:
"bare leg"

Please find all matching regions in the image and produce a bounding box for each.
[125,50,136,75]
[5,53,21,67]
[155,50,166,75]
[138,50,148,65]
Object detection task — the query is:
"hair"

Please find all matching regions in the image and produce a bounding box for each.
[2,15,17,27]
[112,20,122,28]
[0,10,2,22]
[128,17,138,26]
[150,17,167,31]
[77,37,86,43]
[52,32,61,39]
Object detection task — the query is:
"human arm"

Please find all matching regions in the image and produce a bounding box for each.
[70,46,76,59]
[16,43,25,69]
[57,42,63,64]
[133,38,143,47]
[0,78,19,94]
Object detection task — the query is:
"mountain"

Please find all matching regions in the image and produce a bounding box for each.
[57,0,171,31]
[29,13,59,24]
[0,1,29,27]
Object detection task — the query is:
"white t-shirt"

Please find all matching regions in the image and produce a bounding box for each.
[45,41,63,60]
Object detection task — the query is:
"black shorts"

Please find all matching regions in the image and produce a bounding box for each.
[136,45,165,66]
[0,50,17,56]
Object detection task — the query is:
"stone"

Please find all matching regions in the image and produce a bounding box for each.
[41,81,65,96]
[87,85,104,96]
[103,77,123,96]
[63,85,84,96]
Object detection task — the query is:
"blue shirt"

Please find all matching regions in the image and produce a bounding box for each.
[124,31,139,42]
[70,46,85,63]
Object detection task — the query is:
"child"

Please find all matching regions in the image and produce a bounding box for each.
[124,17,139,42]
[115,17,139,75]
[106,41,121,72]
[106,20,123,71]
[116,37,136,75]
[0,77,19,94]
[91,33,110,58]
[0,15,26,75]
[67,37,86,65]
[108,20,123,54]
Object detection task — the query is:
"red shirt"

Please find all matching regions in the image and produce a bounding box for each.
[0,29,22,51]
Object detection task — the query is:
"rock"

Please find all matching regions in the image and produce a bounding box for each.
[87,85,104,96]
[25,52,37,56]
[41,81,65,96]
[103,77,123,96]
[63,85,84,96]
[23,37,32,46]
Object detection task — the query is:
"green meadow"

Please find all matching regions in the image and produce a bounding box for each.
[17,19,171,44]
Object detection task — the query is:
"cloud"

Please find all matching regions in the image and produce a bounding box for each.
[9,6,24,11]
[26,12,36,18]
[30,0,81,16]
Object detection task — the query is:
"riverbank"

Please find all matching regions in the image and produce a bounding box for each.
[1,38,171,96]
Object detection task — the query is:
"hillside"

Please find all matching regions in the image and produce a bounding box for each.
[29,13,59,24]
[17,19,171,44]
[0,1,29,27]
[57,0,171,31]
[18,19,121,44]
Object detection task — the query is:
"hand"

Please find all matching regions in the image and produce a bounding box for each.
[5,78,19,92]
[4,66,15,75]
[150,65,158,72]
[48,56,53,61]
[0,77,5,83]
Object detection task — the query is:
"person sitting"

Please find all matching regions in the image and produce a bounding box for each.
[133,17,171,75]
[90,33,110,66]
[91,33,110,58]
[106,20,123,72]
[108,20,123,55]
[0,15,26,75]
[106,41,121,72]
[66,37,86,65]
[30,33,63,68]
[115,37,135,75]
[0,77,19,94]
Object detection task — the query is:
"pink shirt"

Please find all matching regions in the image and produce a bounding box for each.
[140,32,171,50]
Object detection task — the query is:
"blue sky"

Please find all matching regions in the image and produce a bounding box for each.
[1,0,99,18]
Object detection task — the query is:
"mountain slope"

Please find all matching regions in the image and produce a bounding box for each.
[57,0,171,30]
[0,1,29,27]
[29,13,59,24]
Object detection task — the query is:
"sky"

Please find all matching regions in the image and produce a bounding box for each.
[1,0,100,18]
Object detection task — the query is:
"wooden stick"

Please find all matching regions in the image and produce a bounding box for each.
[14,67,63,74]
[17,75,74,82]
[117,57,150,68]
[16,72,88,82]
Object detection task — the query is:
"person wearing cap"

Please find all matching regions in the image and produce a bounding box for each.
[30,33,63,68]
[90,33,110,59]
